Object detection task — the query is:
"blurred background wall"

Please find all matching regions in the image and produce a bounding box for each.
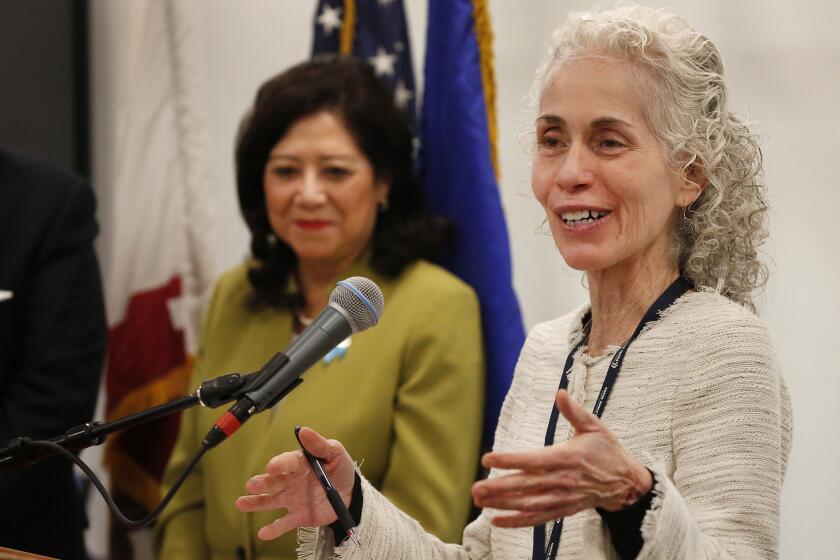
[0,0,88,174]
[76,0,840,557]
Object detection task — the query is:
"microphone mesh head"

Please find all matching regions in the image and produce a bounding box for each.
[329,276,385,332]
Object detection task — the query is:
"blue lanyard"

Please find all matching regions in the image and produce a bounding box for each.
[532,276,692,560]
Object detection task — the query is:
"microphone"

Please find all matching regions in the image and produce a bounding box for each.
[202,276,384,449]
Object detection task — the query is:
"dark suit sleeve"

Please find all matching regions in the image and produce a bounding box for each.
[1,179,106,441]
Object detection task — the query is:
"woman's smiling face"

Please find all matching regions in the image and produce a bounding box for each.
[531,57,696,275]
[263,111,389,270]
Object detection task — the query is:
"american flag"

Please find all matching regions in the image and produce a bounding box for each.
[312,0,417,131]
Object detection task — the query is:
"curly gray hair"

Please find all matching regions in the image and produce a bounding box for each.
[529,5,768,311]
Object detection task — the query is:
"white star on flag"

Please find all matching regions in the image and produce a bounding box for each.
[318,4,342,35]
[368,47,397,77]
[394,80,413,110]
[378,0,396,6]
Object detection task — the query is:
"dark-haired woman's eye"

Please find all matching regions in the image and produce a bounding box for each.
[271,166,298,179]
[324,167,351,180]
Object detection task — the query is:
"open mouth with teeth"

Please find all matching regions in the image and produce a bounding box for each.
[560,209,611,225]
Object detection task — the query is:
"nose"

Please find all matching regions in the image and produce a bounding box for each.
[296,168,327,207]
[554,142,595,192]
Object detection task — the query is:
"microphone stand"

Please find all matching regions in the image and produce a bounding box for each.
[0,353,294,527]
[0,371,249,472]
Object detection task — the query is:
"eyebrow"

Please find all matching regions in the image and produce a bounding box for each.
[536,115,567,127]
[266,154,359,163]
[536,115,634,129]
[591,116,634,129]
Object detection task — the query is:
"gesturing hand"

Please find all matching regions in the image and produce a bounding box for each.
[472,390,652,528]
[235,427,356,541]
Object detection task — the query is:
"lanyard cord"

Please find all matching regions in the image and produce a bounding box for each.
[532,276,692,560]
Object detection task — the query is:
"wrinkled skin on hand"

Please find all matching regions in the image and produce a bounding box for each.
[235,427,356,541]
[236,391,652,541]
[472,390,653,528]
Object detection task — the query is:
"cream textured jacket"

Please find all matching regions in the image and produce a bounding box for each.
[298,290,792,559]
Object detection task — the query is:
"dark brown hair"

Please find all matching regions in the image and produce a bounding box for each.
[236,54,447,309]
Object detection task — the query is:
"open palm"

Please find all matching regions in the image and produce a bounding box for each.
[235,427,356,541]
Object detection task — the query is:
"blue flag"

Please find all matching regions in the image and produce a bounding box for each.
[312,0,417,130]
[421,0,525,447]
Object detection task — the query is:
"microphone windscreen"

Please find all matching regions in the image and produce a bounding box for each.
[330,277,384,332]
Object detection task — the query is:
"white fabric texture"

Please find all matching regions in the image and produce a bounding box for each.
[100,0,215,343]
[297,289,792,559]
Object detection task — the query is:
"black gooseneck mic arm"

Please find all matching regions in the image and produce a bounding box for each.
[0,364,281,528]
[0,369,261,472]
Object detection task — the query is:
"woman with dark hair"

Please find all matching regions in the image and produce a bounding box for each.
[156,55,484,559]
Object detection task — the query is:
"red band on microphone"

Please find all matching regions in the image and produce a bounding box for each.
[215,412,242,437]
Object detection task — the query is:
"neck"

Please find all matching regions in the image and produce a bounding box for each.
[295,252,361,318]
[585,257,680,356]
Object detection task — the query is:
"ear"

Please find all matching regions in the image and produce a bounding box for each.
[676,163,704,208]
[374,177,391,205]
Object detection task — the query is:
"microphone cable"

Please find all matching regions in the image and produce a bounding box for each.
[21,437,209,528]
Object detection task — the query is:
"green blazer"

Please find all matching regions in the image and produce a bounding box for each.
[157,258,484,560]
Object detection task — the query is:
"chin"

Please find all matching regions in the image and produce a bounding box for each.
[557,249,614,273]
[292,244,337,262]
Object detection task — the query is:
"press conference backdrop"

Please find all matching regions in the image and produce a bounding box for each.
[85,1,839,557]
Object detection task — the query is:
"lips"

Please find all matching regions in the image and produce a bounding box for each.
[552,206,613,231]
[295,220,332,231]
[559,208,611,225]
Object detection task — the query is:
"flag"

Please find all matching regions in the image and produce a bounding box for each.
[312,0,417,130]
[99,0,215,515]
[421,0,525,447]
[311,0,524,447]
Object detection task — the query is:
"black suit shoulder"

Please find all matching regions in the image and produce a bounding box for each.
[0,148,105,553]
[0,146,105,434]
[0,148,97,264]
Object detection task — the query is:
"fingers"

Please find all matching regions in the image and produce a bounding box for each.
[297,426,336,460]
[491,509,573,529]
[482,445,578,471]
[235,493,287,513]
[265,450,304,478]
[473,468,577,501]
[263,426,333,478]
[237,472,292,513]
[473,469,592,514]
[246,473,288,495]
[478,490,590,515]
[555,389,601,434]
[256,513,300,541]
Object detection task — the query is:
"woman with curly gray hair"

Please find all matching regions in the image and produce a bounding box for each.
[235,6,791,559]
